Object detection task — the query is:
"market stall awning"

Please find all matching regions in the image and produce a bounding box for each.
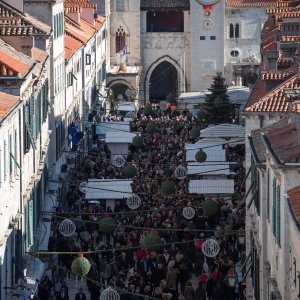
[187,162,230,176]
[200,124,245,139]
[105,131,136,144]
[85,179,133,200]
[189,179,235,194]
[96,121,130,135]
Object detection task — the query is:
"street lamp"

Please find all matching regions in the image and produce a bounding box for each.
[227,269,237,287]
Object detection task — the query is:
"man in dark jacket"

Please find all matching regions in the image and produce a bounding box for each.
[75,288,87,300]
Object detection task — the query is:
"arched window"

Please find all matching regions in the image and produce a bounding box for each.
[229,23,234,38]
[235,23,240,38]
[116,26,125,53]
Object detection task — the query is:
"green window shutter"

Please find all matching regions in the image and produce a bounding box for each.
[9,134,12,176]
[255,171,260,215]
[101,60,106,83]
[3,141,7,181]
[272,179,276,236]
[276,185,281,246]
[267,170,270,220]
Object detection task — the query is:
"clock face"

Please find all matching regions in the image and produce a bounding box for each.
[196,0,221,5]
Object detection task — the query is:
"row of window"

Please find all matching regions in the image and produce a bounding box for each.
[54,62,65,94]
[54,12,64,39]
[200,36,216,41]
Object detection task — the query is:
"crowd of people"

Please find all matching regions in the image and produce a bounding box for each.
[38,104,246,300]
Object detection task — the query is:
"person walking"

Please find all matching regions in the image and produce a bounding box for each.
[74,288,87,300]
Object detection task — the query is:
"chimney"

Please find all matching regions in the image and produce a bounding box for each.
[2,0,23,12]
[266,50,279,72]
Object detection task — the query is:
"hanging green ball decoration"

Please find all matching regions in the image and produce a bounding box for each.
[195,150,207,163]
[146,124,156,134]
[189,128,200,139]
[143,105,152,115]
[161,181,176,195]
[145,233,162,250]
[71,254,91,276]
[124,165,137,178]
[203,200,218,217]
[132,136,143,148]
[214,96,224,107]
[99,217,117,234]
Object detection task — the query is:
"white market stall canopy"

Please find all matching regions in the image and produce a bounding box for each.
[96,121,130,135]
[85,179,133,200]
[185,141,226,162]
[200,124,245,139]
[189,179,235,194]
[105,131,136,143]
[187,162,230,176]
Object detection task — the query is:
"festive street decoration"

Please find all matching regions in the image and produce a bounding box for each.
[100,287,120,300]
[183,206,196,219]
[126,111,136,119]
[189,128,200,140]
[146,124,156,134]
[143,105,152,115]
[71,254,91,276]
[124,165,137,178]
[159,101,167,111]
[58,219,76,237]
[161,181,176,195]
[112,155,126,168]
[195,149,207,163]
[126,194,142,210]
[79,182,87,193]
[99,217,117,234]
[201,239,220,258]
[145,233,162,250]
[132,136,143,148]
[203,199,218,216]
[175,165,188,180]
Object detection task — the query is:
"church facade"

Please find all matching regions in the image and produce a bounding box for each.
[105,0,274,105]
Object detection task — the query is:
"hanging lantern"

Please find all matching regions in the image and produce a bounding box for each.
[124,165,137,178]
[58,219,76,237]
[161,181,176,195]
[146,124,156,134]
[79,182,88,193]
[100,287,120,300]
[189,128,200,140]
[159,101,167,111]
[227,269,237,287]
[238,230,246,244]
[126,194,142,210]
[71,254,91,276]
[132,136,143,148]
[112,155,126,168]
[183,206,196,219]
[195,149,207,163]
[99,217,117,234]
[145,233,162,250]
[143,105,152,115]
[175,165,188,180]
[203,199,218,216]
[201,239,220,258]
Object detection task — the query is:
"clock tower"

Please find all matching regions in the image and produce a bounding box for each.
[190,0,225,91]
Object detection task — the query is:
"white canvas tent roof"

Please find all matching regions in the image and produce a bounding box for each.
[187,162,230,176]
[200,124,245,139]
[105,131,136,144]
[189,179,234,194]
[96,122,130,135]
[85,179,133,200]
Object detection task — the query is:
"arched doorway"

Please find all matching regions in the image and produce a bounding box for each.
[149,61,178,102]
[111,83,129,101]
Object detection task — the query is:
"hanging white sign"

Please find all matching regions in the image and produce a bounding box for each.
[183,206,196,219]
[100,287,120,300]
[79,182,88,193]
[201,239,220,258]
[175,165,188,180]
[126,194,142,210]
[59,219,76,237]
[112,155,126,168]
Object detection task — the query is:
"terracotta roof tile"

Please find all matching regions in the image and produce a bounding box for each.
[64,34,83,61]
[263,122,300,163]
[281,35,300,42]
[226,0,277,7]
[31,47,48,63]
[261,71,294,80]
[288,186,300,225]
[0,91,19,119]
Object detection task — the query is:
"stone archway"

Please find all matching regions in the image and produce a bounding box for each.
[144,55,185,102]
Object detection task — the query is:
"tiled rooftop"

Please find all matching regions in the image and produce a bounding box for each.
[141,0,190,10]
[226,0,277,7]
[0,91,19,119]
[263,122,300,163]
[64,35,83,61]
[287,186,300,225]
[0,38,35,77]
[261,71,294,80]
